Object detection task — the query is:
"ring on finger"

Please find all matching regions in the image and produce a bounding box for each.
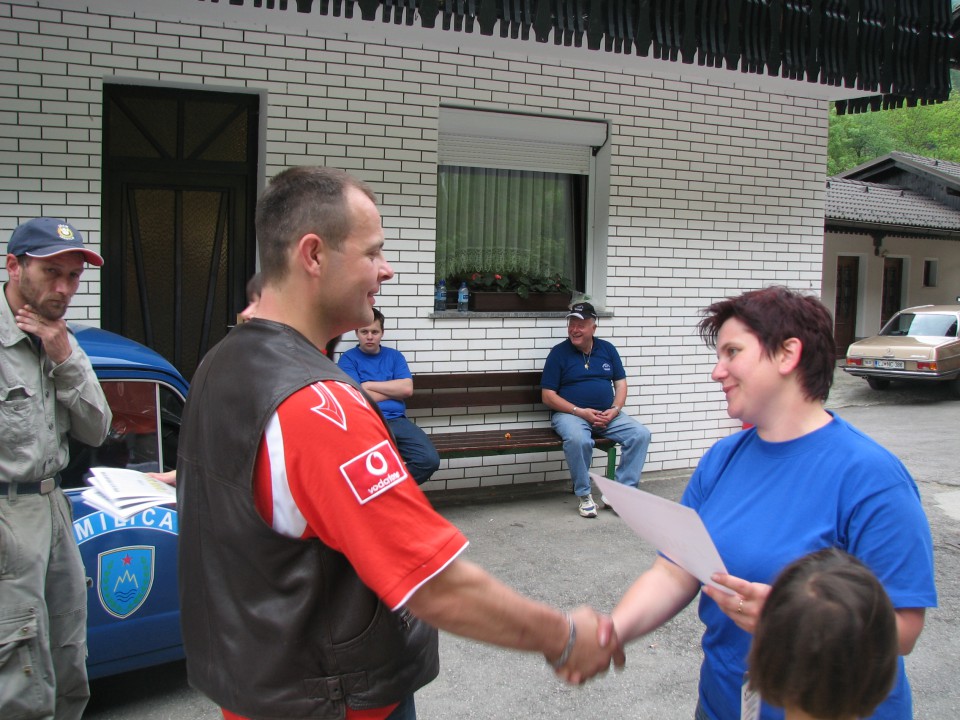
[737,598,744,614]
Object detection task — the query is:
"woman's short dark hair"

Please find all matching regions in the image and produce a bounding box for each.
[749,548,898,720]
[255,166,376,283]
[697,286,836,402]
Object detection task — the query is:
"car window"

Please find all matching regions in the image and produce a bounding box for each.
[159,385,183,471]
[880,313,958,338]
[61,380,184,489]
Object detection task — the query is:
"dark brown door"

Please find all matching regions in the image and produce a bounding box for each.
[880,257,904,329]
[834,256,859,356]
[101,85,259,380]
[106,175,249,380]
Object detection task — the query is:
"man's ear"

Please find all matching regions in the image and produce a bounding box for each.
[5,253,22,284]
[296,233,324,277]
[778,337,803,376]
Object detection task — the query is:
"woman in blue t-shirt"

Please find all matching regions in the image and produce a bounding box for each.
[610,286,936,720]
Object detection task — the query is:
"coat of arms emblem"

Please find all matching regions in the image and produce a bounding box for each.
[97,545,155,619]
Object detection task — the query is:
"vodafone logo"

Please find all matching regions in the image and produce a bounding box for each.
[340,440,408,504]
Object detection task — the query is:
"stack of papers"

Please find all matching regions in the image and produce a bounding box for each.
[82,467,176,520]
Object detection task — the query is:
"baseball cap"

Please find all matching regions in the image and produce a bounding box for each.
[8,217,103,267]
[566,302,597,320]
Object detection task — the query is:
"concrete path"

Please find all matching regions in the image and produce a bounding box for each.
[83,368,960,719]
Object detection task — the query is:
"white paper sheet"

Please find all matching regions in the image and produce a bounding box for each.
[593,473,734,594]
[88,467,175,502]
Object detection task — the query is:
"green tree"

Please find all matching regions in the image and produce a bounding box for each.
[828,87,960,175]
[827,109,896,175]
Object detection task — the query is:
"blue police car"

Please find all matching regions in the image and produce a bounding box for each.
[64,325,187,679]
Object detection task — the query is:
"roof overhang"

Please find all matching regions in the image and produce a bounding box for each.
[839,153,960,192]
[57,0,951,108]
[826,220,960,242]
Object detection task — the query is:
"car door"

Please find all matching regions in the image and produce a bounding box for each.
[62,377,185,679]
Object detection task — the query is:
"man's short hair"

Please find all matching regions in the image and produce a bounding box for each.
[255,166,377,283]
[749,548,898,719]
[697,286,835,402]
[371,308,385,330]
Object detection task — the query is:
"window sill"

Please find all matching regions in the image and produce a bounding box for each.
[430,309,571,319]
[429,309,611,319]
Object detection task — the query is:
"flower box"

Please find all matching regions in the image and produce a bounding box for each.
[470,292,573,312]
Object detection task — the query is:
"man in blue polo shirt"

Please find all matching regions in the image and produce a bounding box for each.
[338,308,440,485]
[541,302,651,518]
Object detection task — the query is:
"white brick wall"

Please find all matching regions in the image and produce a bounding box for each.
[0,0,830,487]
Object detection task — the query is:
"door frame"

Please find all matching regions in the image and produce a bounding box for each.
[101,82,260,378]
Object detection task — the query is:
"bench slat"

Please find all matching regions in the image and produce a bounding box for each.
[415,371,541,391]
[429,428,560,454]
[406,387,541,410]
[429,428,615,455]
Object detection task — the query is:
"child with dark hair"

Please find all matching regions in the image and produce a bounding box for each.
[749,548,898,720]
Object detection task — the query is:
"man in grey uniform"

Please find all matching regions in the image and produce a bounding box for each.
[0,218,112,720]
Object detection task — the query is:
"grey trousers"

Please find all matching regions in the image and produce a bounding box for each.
[0,487,89,720]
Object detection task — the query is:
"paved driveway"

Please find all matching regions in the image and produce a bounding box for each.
[415,368,960,719]
[84,367,960,719]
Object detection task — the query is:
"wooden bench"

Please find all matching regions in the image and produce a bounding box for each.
[406,371,617,479]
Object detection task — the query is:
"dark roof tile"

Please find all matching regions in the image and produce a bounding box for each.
[826,177,960,231]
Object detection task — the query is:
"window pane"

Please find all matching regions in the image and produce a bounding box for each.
[436,166,583,287]
[99,381,161,472]
[159,385,184,472]
[62,381,163,487]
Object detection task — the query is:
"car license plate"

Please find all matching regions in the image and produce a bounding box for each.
[875,360,904,370]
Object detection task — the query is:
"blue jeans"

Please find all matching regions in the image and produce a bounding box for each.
[386,694,417,720]
[387,417,440,485]
[551,411,651,497]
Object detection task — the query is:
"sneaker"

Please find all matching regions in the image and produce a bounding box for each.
[578,494,598,518]
[600,494,617,514]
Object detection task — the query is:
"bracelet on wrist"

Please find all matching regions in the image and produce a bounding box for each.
[571,406,579,415]
[549,613,577,670]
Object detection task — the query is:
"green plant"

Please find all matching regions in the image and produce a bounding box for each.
[451,270,573,299]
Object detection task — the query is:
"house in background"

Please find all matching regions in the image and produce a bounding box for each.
[0,0,956,488]
[822,153,960,356]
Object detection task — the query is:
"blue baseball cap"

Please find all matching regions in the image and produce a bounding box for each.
[8,217,103,267]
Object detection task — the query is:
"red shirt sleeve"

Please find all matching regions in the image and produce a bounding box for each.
[252,380,468,610]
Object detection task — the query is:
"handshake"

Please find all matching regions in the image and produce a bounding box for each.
[546,606,626,685]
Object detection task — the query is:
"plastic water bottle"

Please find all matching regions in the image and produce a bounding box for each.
[457,281,469,312]
[434,279,447,312]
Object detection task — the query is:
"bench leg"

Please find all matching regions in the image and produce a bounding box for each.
[605,446,617,480]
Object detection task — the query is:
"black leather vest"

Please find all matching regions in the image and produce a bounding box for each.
[177,319,439,720]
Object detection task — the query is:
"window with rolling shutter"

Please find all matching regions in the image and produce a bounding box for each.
[436,108,608,310]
